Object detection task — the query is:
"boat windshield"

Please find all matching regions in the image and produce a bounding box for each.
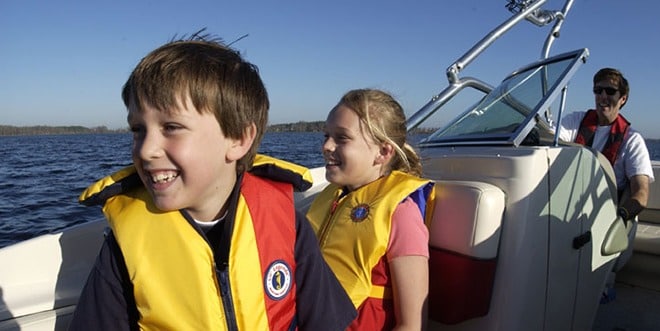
[420,48,588,147]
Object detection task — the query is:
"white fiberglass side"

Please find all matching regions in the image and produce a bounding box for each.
[545,146,619,330]
[294,166,329,215]
[0,219,105,331]
[422,144,618,331]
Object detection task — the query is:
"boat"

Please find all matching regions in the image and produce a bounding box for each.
[1,0,659,330]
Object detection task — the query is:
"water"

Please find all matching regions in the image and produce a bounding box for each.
[1,133,659,248]
[0,132,325,248]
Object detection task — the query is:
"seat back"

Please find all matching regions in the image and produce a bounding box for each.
[638,161,660,225]
[428,180,505,324]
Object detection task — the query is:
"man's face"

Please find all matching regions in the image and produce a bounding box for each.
[593,78,627,125]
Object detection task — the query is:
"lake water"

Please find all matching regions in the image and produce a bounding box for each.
[0,132,325,249]
[1,133,659,248]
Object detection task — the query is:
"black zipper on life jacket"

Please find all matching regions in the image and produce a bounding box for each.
[205,173,243,331]
[217,268,238,331]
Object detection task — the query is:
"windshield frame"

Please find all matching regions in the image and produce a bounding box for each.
[419,48,589,147]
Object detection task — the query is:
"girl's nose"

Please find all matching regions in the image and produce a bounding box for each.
[322,136,334,152]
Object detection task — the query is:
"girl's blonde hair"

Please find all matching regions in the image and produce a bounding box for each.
[335,89,422,176]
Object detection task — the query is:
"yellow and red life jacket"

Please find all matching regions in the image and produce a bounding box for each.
[79,155,312,330]
[306,171,434,330]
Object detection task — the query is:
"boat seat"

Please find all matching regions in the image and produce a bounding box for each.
[634,222,660,255]
[638,162,660,225]
[635,162,660,255]
[428,180,505,325]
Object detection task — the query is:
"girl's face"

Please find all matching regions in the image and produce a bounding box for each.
[127,96,250,221]
[322,104,386,191]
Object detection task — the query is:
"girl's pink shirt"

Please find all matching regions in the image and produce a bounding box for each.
[386,197,430,260]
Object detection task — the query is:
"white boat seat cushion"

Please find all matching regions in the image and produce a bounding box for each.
[427,180,506,324]
[429,180,505,259]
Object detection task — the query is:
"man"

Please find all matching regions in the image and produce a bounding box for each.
[558,67,654,302]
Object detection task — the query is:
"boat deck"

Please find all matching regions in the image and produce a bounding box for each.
[593,282,660,331]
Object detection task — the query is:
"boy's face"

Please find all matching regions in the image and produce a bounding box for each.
[322,104,386,191]
[127,96,249,221]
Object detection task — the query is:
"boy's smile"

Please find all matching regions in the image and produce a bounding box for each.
[147,170,179,189]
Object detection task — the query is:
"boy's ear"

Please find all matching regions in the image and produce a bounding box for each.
[375,143,395,165]
[226,123,257,162]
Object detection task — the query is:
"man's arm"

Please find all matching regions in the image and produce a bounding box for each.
[619,174,650,220]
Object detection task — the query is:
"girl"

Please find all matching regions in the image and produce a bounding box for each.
[307,89,434,330]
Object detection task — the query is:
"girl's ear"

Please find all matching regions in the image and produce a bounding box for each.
[226,123,257,162]
[375,143,395,165]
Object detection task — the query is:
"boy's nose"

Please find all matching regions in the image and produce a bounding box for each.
[135,132,164,160]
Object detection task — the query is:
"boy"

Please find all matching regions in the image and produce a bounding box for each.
[68,32,356,330]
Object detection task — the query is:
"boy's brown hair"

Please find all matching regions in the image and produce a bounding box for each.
[121,32,268,173]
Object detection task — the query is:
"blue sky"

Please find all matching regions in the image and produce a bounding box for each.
[1,0,658,138]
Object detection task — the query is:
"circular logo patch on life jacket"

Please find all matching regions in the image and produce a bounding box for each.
[264,260,292,300]
[350,204,370,222]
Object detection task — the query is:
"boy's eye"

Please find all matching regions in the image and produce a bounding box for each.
[129,125,145,135]
[163,123,181,132]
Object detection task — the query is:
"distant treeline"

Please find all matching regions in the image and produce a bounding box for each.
[266,121,437,134]
[0,125,128,136]
[0,122,437,136]
[267,121,325,132]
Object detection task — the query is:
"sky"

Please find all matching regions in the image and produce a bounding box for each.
[1,0,659,138]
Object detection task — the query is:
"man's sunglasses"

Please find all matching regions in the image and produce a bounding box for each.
[593,86,619,96]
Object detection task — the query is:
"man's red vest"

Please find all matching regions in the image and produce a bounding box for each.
[575,109,630,165]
